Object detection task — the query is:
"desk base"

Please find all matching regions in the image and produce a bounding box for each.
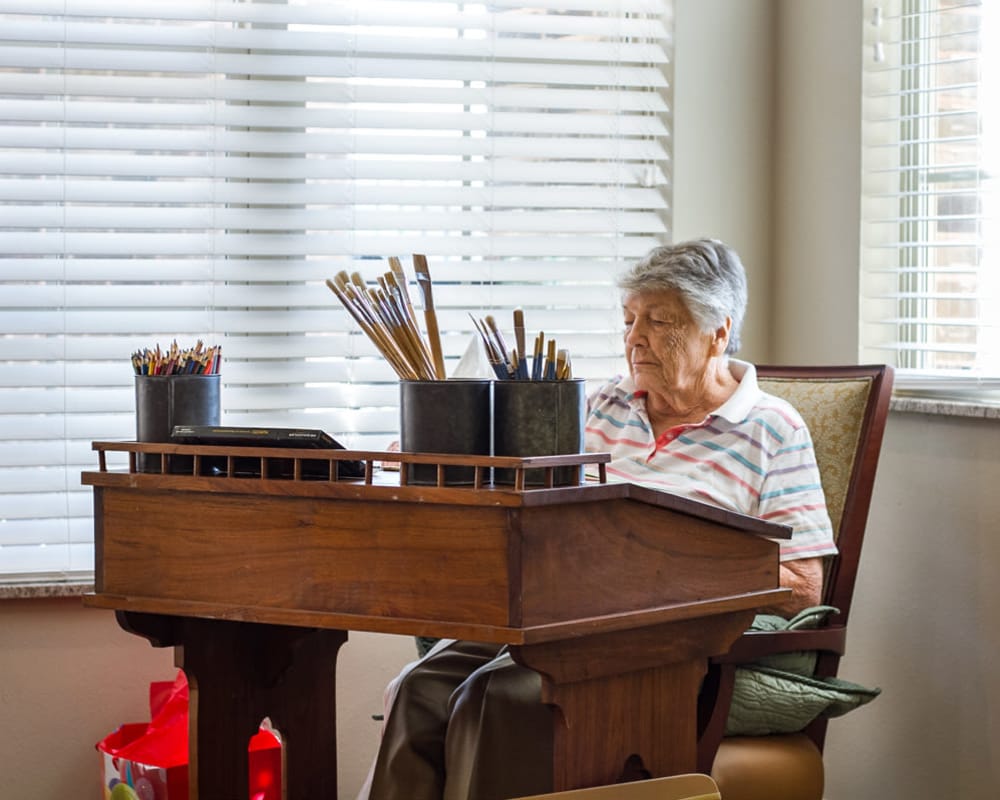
[119,612,347,800]
[117,606,753,799]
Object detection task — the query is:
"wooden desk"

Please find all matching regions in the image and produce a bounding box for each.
[83,442,789,800]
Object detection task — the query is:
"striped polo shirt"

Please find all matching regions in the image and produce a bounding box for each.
[584,359,836,561]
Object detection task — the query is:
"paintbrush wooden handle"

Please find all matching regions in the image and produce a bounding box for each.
[423,310,445,379]
[413,254,446,379]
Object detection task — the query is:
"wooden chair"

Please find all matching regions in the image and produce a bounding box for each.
[513,773,721,800]
[696,364,894,800]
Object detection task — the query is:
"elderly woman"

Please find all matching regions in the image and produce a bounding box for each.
[360,239,836,800]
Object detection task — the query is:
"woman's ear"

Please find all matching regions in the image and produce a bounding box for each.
[710,317,732,356]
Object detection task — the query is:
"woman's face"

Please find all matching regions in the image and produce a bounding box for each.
[622,289,723,398]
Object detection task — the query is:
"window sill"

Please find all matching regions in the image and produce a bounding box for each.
[890,394,1000,420]
[0,580,94,600]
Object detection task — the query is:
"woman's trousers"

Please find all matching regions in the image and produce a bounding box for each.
[362,639,554,800]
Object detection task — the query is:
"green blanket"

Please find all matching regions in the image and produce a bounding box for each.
[725,606,881,736]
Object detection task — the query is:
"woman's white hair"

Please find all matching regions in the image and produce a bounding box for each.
[617,238,748,355]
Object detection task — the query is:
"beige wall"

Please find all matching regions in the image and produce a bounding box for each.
[825,413,1000,799]
[0,599,174,799]
[3,3,998,799]
[672,0,776,362]
[771,0,863,364]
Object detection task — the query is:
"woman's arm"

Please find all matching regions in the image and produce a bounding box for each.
[766,556,824,616]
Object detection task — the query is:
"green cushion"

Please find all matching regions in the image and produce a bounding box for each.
[724,606,881,737]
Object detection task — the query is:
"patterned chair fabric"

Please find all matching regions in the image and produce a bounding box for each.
[757,376,872,539]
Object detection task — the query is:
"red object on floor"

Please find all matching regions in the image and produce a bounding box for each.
[97,670,282,800]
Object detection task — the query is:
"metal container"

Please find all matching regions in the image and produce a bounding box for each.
[135,374,221,473]
[493,378,585,486]
[399,379,492,485]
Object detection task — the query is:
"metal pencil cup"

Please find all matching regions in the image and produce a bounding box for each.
[399,379,492,485]
[493,379,586,486]
[135,374,221,473]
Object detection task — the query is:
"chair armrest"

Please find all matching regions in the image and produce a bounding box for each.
[711,625,847,665]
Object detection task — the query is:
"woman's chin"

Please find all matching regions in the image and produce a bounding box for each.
[632,374,667,395]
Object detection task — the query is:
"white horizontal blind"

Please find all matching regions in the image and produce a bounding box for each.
[0,0,673,579]
[861,0,1000,392]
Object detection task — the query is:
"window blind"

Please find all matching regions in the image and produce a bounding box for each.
[860,0,1000,392]
[0,0,673,580]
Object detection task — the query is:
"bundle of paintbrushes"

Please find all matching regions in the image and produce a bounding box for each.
[470,309,572,381]
[325,255,447,380]
[131,340,221,376]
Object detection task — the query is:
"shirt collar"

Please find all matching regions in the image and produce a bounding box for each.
[614,358,762,424]
[713,359,761,423]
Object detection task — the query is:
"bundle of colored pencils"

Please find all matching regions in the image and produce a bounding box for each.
[131,340,221,376]
[470,309,572,381]
[325,255,446,380]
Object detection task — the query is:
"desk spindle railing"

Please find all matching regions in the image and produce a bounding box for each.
[90,440,609,491]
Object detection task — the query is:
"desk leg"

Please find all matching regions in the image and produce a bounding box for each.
[117,612,347,800]
[510,610,753,791]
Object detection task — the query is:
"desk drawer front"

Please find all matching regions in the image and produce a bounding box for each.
[95,487,514,627]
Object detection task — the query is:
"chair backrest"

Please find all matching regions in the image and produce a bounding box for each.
[755,365,893,626]
[696,365,893,769]
[511,773,721,800]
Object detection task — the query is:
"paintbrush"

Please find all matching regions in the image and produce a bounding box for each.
[513,308,529,379]
[560,349,573,379]
[469,313,509,379]
[413,254,446,379]
[484,315,510,363]
[388,256,414,313]
[485,315,519,377]
[531,331,544,380]
[556,348,569,380]
[544,338,557,380]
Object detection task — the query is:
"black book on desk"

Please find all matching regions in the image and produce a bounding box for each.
[170,425,366,479]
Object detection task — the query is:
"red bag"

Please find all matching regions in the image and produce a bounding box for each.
[97,670,281,800]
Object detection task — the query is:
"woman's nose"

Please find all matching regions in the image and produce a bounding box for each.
[625,319,646,344]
